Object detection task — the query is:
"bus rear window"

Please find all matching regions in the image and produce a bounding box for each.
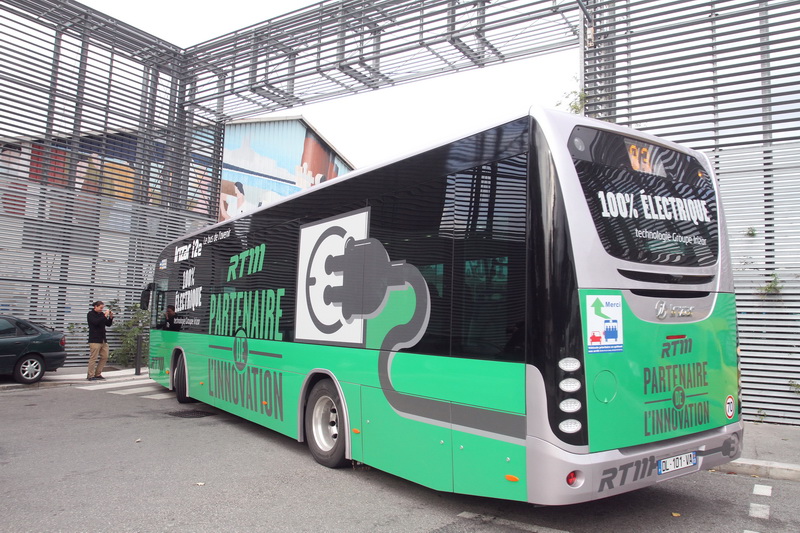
[569,126,718,267]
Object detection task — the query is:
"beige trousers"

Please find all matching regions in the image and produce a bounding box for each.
[87,342,109,378]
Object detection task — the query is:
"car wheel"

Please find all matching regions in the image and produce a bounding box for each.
[14,354,45,384]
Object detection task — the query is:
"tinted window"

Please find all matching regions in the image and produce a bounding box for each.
[570,126,718,267]
[17,321,38,335]
[0,318,17,337]
[448,156,527,360]
[369,153,528,360]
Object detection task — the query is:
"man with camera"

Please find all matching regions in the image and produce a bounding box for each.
[86,300,114,381]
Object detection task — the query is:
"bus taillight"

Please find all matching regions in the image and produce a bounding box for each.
[559,398,582,413]
[555,354,586,440]
[558,378,581,393]
[558,357,581,372]
[566,471,578,486]
[558,419,582,434]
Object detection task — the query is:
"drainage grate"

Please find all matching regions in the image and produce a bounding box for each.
[167,410,216,418]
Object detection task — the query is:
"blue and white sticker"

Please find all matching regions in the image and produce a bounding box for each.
[586,295,624,353]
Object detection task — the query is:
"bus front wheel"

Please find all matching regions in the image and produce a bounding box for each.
[305,379,348,468]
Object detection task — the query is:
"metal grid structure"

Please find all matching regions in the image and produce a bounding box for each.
[183,0,585,121]
[0,0,584,364]
[584,0,800,424]
[1,1,223,362]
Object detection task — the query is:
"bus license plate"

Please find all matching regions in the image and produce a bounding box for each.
[658,452,697,475]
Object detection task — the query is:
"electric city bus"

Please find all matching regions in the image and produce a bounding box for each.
[141,107,742,505]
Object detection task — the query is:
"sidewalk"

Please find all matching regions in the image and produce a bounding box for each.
[725,420,800,482]
[2,367,799,482]
[0,365,150,391]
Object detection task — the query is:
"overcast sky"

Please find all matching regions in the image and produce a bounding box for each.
[78,0,579,167]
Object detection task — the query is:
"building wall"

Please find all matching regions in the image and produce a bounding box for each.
[219,120,353,222]
[584,0,800,424]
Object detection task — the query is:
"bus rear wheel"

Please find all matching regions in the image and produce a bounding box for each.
[305,379,348,468]
[174,355,196,404]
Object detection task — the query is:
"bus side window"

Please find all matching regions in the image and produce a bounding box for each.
[449,155,527,362]
[152,289,167,328]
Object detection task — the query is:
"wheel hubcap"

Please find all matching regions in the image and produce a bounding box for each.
[311,395,339,452]
[21,359,42,380]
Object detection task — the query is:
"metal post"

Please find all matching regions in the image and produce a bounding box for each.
[135,334,142,375]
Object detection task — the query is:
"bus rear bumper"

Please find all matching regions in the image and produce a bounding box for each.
[525,420,743,505]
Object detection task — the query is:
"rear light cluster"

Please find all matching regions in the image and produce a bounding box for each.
[60,336,66,347]
[557,357,584,434]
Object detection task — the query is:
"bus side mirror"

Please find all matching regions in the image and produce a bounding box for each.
[140,283,154,310]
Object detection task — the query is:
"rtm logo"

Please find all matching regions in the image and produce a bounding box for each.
[661,335,693,358]
[598,456,658,492]
[295,208,370,346]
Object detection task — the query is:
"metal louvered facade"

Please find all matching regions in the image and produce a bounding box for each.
[584,0,800,424]
[1,1,221,364]
[183,0,584,121]
[0,0,584,365]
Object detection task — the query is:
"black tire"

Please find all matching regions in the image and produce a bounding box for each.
[174,355,196,403]
[304,379,348,468]
[13,354,45,384]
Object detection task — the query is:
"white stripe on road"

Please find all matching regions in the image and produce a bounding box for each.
[752,484,772,497]
[749,503,770,520]
[109,386,165,395]
[142,392,176,400]
[458,512,572,533]
[76,380,154,391]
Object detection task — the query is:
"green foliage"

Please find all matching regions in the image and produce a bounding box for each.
[745,227,757,237]
[557,80,587,115]
[758,273,784,297]
[109,301,150,367]
[790,380,800,397]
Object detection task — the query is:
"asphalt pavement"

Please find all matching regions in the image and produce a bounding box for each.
[3,366,799,483]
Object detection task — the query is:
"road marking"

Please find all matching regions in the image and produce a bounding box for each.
[749,503,770,520]
[76,380,154,390]
[109,386,165,395]
[142,392,176,400]
[75,379,173,400]
[752,484,772,497]
[458,512,572,533]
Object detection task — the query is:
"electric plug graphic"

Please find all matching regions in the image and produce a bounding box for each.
[323,237,408,321]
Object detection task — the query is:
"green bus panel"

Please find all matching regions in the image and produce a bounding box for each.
[147,330,173,388]
[581,289,739,452]
[380,353,525,414]
[452,430,527,501]
[364,285,526,414]
[361,385,453,492]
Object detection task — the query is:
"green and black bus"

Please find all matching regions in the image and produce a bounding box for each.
[142,107,742,505]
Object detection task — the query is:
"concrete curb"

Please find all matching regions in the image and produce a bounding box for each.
[722,459,800,482]
[0,368,150,391]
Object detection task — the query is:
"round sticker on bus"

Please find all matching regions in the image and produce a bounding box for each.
[725,395,735,419]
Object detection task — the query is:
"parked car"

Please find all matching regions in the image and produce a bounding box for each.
[0,315,67,384]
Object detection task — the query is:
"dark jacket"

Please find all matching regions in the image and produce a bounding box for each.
[87,310,113,343]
